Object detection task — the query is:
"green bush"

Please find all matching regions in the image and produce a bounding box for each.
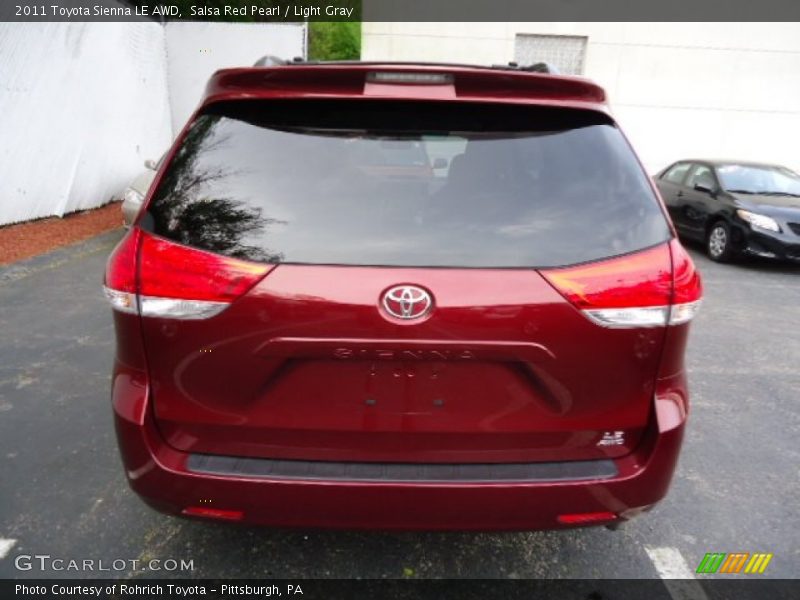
[131,1,362,61]
[308,22,361,61]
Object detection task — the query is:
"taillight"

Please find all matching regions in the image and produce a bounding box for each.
[103,230,273,320]
[668,239,703,325]
[103,229,140,315]
[540,240,702,328]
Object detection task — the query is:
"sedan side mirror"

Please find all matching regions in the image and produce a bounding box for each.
[144,159,157,170]
[694,182,717,195]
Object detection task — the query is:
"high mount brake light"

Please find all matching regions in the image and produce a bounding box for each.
[367,72,453,84]
[541,240,702,328]
[103,230,273,320]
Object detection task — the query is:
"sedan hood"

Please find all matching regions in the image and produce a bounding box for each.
[730,193,800,219]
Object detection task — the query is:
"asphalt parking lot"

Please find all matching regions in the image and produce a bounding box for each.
[0,229,798,581]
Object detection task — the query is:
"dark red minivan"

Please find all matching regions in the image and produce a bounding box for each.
[105,62,701,530]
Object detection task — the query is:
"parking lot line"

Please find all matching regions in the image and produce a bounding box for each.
[645,546,709,600]
[0,539,17,560]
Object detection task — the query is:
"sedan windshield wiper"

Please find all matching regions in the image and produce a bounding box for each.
[754,191,800,197]
[726,189,756,194]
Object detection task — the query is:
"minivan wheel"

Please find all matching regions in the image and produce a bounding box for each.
[707,222,734,262]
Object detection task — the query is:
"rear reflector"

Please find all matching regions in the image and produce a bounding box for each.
[557,511,617,525]
[182,507,244,521]
[541,240,702,328]
[104,230,273,320]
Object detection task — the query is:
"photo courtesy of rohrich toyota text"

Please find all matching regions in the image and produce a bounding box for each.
[0,1,798,599]
[15,583,302,596]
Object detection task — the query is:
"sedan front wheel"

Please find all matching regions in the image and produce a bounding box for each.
[707,221,734,262]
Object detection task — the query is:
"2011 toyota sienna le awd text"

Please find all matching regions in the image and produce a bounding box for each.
[104,62,702,530]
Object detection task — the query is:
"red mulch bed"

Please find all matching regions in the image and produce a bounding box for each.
[0,202,123,266]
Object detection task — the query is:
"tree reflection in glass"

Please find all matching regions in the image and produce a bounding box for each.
[148,115,285,263]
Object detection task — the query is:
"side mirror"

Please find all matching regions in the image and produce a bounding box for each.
[432,157,448,169]
[694,182,716,195]
[144,159,157,170]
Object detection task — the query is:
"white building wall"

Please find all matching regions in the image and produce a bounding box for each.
[0,22,306,226]
[0,22,171,225]
[164,22,306,133]
[362,22,800,173]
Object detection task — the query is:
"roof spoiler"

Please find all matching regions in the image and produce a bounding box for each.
[208,61,606,106]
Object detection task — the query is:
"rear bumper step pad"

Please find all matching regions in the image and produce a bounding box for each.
[187,453,618,483]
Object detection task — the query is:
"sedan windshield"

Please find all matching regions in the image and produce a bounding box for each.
[718,164,800,196]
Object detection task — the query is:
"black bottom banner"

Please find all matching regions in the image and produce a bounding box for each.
[2,579,798,600]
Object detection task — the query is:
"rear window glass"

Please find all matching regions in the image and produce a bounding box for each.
[145,100,670,268]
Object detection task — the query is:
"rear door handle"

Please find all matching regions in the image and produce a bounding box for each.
[677,191,684,198]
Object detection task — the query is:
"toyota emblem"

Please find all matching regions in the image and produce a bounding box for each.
[382,285,433,320]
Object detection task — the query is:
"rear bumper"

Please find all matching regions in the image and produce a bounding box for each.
[112,369,687,531]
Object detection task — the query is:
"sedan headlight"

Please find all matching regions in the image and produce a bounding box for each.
[736,209,781,233]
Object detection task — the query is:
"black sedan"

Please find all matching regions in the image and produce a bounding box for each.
[655,160,800,262]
